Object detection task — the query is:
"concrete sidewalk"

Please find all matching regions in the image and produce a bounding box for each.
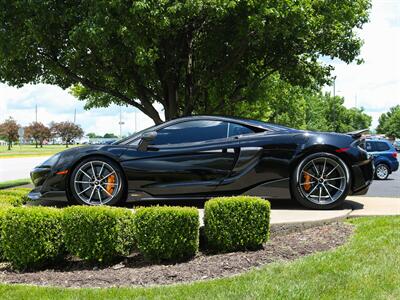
[347,196,400,217]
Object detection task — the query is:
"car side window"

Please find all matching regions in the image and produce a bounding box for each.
[151,120,228,145]
[365,142,373,152]
[228,122,254,137]
[375,142,390,151]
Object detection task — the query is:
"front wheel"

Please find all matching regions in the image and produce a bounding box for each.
[291,152,351,209]
[69,157,126,206]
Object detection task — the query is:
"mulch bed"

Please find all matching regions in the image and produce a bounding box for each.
[0,222,353,288]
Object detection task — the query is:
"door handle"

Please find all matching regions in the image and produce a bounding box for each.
[198,148,235,153]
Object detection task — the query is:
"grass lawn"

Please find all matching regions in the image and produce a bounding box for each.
[0,179,31,190]
[0,145,80,159]
[0,216,399,299]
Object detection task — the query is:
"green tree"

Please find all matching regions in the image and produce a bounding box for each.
[377,105,400,138]
[210,74,372,133]
[87,133,98,139]
[0,0,370,123]
[103,133,118,139]
[0,117,20,150]
[211,74,308,129]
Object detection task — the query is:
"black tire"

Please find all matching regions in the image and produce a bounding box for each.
[68,156,126,206]
[374,163,390,180]
[291,152,351,210]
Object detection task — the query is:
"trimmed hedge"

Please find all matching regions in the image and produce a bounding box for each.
[0,207,64,269]
[0,188,30,207]
[0,207,11,260]
[204,196,270,252]
[134,206,199,261]
[63,206,135,262]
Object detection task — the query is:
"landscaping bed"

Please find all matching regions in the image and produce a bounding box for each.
[0,222,352,288]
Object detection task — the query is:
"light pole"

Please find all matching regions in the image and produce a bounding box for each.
[119,106,125,138]
[134,110,137,133]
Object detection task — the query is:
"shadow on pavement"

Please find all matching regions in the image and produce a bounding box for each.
[343,199,364,211]
[27,197,358,211]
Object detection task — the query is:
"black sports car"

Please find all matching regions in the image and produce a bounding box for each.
[28,116,374,209]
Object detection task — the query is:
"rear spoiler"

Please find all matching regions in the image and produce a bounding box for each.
[346,129,369,139]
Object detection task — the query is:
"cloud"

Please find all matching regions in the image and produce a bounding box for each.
[324,0,400,128]
[0,83,162,136]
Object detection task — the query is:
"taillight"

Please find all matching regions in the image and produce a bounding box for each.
[392,152,398,158]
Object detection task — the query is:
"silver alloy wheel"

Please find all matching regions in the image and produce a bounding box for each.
[298,157,348,205]
[73,160,121,205]
[376,164,389,179]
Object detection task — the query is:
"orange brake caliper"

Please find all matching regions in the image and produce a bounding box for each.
[106,174,115,194]
[303,173,311,191]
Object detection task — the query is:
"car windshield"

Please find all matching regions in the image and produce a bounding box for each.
[112,124,157,145]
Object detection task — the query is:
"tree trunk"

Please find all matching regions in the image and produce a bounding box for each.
[184,32,194,116]
[66,141,69,148]
[7,141,11,150]
[165,81,179,121]
[35,140,38,148]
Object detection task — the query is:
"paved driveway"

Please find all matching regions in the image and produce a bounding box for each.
[0,156,50,181]
[364,157,400,198]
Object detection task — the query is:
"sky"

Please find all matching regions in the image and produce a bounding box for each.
[0,0,399,136]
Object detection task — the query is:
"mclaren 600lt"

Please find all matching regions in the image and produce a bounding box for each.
[29,116,374,209]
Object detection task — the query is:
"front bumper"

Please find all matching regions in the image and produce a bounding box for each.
[28,166,68,202]
[391,160,399,172]
[28,190,68,202]
[350,158,374,195]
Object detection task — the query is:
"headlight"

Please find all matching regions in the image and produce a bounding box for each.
[40,153,61,167]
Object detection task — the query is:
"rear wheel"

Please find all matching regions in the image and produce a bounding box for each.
[291,152,351,209]
[69,157,126,206]
[375,163,389,180]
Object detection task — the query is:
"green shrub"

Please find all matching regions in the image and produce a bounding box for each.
[1,207,64,269]
[0,188,30,207]
[63,206,135,262]
[204,196,270,252]
[134,206,199,261]
[0,207,11,260]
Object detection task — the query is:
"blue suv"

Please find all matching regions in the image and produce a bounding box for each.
[365,139,399,180]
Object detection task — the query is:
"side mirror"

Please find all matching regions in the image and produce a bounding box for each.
[137,131,157,152]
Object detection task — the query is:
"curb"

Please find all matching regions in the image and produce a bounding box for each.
[270,210,353,237]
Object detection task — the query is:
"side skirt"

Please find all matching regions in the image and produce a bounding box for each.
[126,178,291,202]
[242,178,291,199]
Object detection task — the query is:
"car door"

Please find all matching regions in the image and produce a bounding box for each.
[366,141,390,165]
[365,141,377,159]
[120,120,240,196]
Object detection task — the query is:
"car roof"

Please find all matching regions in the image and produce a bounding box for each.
[168,115,292,131]
[115,115,294,145]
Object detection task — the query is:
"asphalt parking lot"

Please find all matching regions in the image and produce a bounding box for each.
[363,157,399,198]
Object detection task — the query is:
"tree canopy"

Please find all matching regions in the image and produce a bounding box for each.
[50,122,84,147]
[211,74,372,132]
[376,105,400,138]
[24,122,51,148]
[0,0,370,124]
